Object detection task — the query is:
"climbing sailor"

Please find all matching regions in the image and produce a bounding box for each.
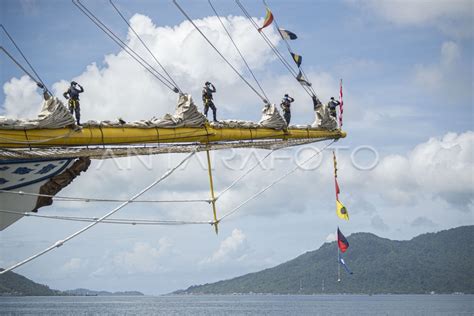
[328,97,340,119]
[280,93,294,125]
[63,81,84,125]
[202,81,218,122]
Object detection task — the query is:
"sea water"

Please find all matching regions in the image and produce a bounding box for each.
[0,294,472,316]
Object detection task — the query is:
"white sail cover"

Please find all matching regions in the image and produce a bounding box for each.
[0,97,75,130]
[258,103,287,130]
[312,103,337,130]
[210,120,260,129]
[151,93,207,128]
[84,93,207,128]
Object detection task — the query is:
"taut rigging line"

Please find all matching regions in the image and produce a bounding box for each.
[72,0,179,93]
[173,0,269,105]
[263,0,317,97]
[0,46,44,91]
[0,25,50,94]
[207,0,271,104]
[108,0,183,94]
[0,209,210,226]
[219,139,335,221]
[0,151,197,275]
[235,0,314,99]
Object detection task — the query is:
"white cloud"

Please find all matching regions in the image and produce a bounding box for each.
[201,228,248,264]
[355,0,473,38]
[111,238,171,274]
[414,41,462,91]
[1,76,42,119]
[61,258,87,273]
[440,41,461,67]
[370,131,474,210]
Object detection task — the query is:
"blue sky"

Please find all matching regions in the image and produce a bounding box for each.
[0,0,473,295]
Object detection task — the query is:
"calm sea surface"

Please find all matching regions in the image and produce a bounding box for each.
[0,294,472,316]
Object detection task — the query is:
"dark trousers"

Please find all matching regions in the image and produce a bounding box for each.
[68,99,81,124]
[204,100,217,121]
[283,111,291,125]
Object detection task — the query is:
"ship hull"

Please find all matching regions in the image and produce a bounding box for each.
[0,158,74,230]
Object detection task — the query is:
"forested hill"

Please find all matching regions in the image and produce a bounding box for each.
[0,270,144,296]
[175,226,474,295]
[0,269,62,296]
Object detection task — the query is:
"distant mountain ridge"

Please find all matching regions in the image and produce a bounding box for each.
[0,269,144,296]
[64,288,143,296]
[174,226,474,295]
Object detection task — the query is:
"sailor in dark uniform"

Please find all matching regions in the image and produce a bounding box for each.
[202,81,218,122]
[63,81,84,125]
[280,93,294,125]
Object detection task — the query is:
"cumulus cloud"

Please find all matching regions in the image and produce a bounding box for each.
[440,41,461,67]
[110,238,171,274]
[1,76,43,119]
[413,41,465,93]
[371,131,474,211]
[61,258,87,273]
[201,228,249,264]
[354,0,473,38]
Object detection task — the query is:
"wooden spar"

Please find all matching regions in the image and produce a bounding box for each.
[0,125,346,148]
[205,149,219,235]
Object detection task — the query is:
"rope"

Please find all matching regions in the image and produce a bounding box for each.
[0,137,334,160]
[0,47,45,91]
[109,0,183,94]
[72,0,178,93]
[208,0,270,103]
[0,150,196,275]
[0,25,49,94]
[215,148,276,200]
[219,140,335,221]
[263,0,317,97]
[0,209,210,226]
[173,0,268,104]
[235,0,314,99]
[0,189,210,204]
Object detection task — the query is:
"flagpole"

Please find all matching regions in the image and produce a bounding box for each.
[337,249,341,282]
[337,236,341,282]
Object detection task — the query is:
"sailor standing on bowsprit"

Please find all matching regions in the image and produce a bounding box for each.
[63,81,84,126]
[280,93,295,125]
[202,81,218,122]
[328,97,340,119]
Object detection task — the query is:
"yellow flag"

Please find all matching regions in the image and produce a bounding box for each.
[336,199,349,220]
